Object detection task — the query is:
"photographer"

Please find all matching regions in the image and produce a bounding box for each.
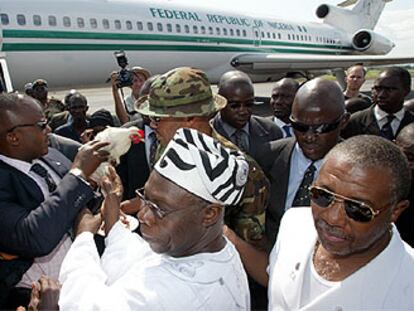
[111,66,150,125]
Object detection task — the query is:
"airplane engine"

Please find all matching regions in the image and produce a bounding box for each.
[351,29,395,55]
[316,4,354,27]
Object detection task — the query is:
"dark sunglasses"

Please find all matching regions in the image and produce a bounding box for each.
[7,120,48,133]
[309,186,384,223]
[228,101,255,109]
[289,115,343,134]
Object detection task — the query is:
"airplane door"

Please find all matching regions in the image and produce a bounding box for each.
[252,26,261,47]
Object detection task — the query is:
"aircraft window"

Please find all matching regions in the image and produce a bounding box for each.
[255,31,259,37]
[303,26,307,32]
[90,18,97,28]
[33,15,41,26]
[167,23,172,32]
[272,33,276,39]
[230,29,234,36]
[296,35,300,40]
[157,23,163,32]
[126,20,132,30]
[208,27,213,35]
[223,28,228,36]
[193,25,198,34]
[63,16,71,27]
[278,33,281,39]
[0,14,9,25]
[200,26,206,34]
[301,35,304,40]
[77,17,85,28]
[267,32,270,38]
[103,19,109,29]
[298,26,302,32]
[115,20,121,30]
[261,31,264,38]
[137,21,143,31]
[216,27,220,35]
[242,29,246,37]
[17,14,26,26]
[48,16,57,26]
[176,24,181,33]
[288,34,290,40]
[147,22,154,31]
[236,29,241,37]
[184,25,189,34]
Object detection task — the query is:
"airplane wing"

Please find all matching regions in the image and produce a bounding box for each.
[230,54,414,75]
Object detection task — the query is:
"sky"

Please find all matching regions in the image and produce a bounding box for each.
[168,0,413,57]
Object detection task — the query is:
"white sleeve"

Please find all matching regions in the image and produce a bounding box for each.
[58,232,131,311]
[101,221,151,284]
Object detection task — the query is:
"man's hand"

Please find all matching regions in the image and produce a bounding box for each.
[27,276,61,311]
[110,71,120,89]
[102,165,123,200]
[101,174,121,235]
[72,140,110,178]
[75,208,102,236]
[80,128,95,144]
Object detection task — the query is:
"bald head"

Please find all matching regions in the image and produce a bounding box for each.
[272,78,299,93]
[218,70,253,94]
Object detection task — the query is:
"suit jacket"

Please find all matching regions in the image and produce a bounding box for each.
[212,115,283,163]
[268,208,414,310]
[117,119,150,200]
[341,106,414,139]
[255,138,296,247]
[48,133,81,162]
[0,148,95,303]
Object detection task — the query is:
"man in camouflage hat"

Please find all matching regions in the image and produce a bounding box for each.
[136,67,270,248]
[30,79,65,120]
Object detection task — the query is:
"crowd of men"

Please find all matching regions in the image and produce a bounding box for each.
[0,63,413,310]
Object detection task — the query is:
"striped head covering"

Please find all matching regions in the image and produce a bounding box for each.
[154,128,249,205]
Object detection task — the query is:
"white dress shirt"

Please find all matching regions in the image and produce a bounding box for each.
[273,117,293,138]
[374,105,405,136]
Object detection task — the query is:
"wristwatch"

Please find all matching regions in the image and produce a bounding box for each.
[70,168,89,185]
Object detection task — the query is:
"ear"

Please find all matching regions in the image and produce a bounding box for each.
[202,204,223,227]
[390,199,410,223]
[339,112,351,130]
[6,132,20,146]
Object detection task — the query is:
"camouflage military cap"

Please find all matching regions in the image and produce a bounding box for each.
[136,67,227,118]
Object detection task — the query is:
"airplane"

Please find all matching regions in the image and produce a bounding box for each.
[0,0,413,91]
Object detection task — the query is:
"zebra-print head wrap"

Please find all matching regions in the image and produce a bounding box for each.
[154,128,249,205]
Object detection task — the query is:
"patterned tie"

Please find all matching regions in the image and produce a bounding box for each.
[292,162,316,207]
[30,163,57,193]
[380,115,395,141]
[233,129,248,152]
[148,132,159,169]
[282,124,292,138]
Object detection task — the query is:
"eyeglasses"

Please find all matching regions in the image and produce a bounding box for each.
[7,120,48,133]
[309,186,385,223]
[149,116,162,123]
[135,187,185,219]
[228,101,255,110]
[289,115,343,134]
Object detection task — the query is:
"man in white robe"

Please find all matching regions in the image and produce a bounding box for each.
[58,128,250,310]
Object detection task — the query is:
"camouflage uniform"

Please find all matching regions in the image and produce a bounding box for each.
[137,67,269,247]
[44,97,65,120]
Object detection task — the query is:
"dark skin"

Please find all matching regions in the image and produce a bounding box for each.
[270,78,298,124]
[372,71,410,114]
[291,78,349,161]
[312,155,408,281]
[396,123,414,171]
[67,97,89,136]
[218,72,254,129]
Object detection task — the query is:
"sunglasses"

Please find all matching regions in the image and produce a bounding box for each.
[289,115,343,134]
[309,186,384,223]
[136,187,187,219]
[228,101,255,110]
[7,120,48,133]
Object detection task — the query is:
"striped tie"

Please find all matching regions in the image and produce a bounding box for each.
[30,163,57,193]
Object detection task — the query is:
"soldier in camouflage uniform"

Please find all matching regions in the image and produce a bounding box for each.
[136,67,270,248]
[30,79,65,120]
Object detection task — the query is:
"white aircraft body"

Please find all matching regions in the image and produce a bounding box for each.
[0,0,413,90]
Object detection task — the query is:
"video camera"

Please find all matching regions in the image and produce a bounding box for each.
[114,50,133,88]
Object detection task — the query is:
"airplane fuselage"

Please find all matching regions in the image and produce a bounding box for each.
[0,0,385,89]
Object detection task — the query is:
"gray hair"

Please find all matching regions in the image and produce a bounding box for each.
[325,135,411,202]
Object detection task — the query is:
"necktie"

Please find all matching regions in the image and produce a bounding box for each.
[148,132,159,169]
[282,124,292,138]
[233,129,248,152]
[292,162,316,207]
[380,115,395,141]
[30,163,57,193]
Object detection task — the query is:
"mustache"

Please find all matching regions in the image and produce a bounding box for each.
[315,218,350,240]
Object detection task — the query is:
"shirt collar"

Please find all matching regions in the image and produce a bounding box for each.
[218,113,250,137]
[294,143,323,168]
[0,154,33,175]
[374,105,405,122]
[273,117,289,128]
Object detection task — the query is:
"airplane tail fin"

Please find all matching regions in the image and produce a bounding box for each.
[316,0,392,33]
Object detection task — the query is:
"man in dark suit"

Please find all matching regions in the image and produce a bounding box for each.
[0,94,109,308]
[342,67,414,140]
[212,70,283,163]
[256,78,349,246]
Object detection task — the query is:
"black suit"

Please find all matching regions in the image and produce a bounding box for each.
[212,115,283,163]
[256,138,296,247]
[341,106,414,139]
[0,148,95,306]
[117,119,150,200]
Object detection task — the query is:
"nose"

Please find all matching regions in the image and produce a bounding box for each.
[303,129,317,142]
[137,204,156,226]
[150,119,159,129]
[45,124,52,134]
[323,199,347,227]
